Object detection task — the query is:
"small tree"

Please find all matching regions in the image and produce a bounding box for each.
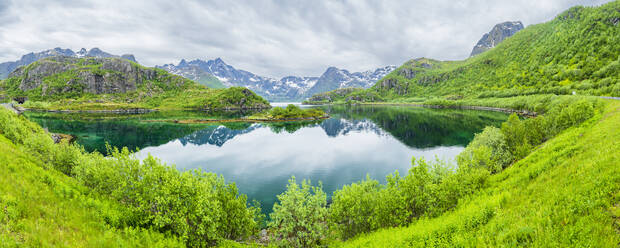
[457,126,513,173]
[269,176,327,247]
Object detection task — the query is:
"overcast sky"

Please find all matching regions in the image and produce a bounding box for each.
[0,0,612,77]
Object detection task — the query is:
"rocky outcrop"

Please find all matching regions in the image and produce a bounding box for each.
[0,47,137,79]
[7,56,184,96]
[1,103,24,115]
[470,21,524,56]
[51,133,76,144]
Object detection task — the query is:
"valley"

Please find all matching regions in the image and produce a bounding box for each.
[0,1,618,247]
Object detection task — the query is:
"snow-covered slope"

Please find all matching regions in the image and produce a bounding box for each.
[157,58,395,101]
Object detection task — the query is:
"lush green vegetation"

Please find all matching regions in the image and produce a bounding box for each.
[249,104,327,120]
[1,2,618,247]
[257,96,615,247]
[0,108,263,247]
[0,57,269,111]
[0,132,184,247]
[335,99,619,247]
[2,91,616,247]
[308,1,619,104]
[193,72,227,89]
[268,177,328,247]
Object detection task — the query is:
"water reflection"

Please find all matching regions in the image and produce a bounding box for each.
[25,105,508,214]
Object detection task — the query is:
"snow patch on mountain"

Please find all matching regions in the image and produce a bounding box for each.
[157,59,395,101]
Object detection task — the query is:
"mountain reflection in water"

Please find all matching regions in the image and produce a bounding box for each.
[25,105,508,215]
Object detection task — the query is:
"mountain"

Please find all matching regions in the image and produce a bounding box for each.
[0,56,270,110]
[0,47,137,79]
[179,124,261,147]
[157,62,227,89]
[470,21,523,56]
[315,2,619,103]
[470,21,524,56]
[157,58,395,101]
[303,66,396,98]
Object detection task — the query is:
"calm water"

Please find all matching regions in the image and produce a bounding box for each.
[25,105,508,214]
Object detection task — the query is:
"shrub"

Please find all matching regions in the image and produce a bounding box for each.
[269,176,327,247]
[329,176,381,239]
[0,109,262,247]
[457,126,513,173]
[501,114,532,159]
[73,147,261,246]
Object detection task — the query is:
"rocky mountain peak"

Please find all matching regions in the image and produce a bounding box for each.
[178,59,188,67]
[157,58,395,101]
[470,21,524,56]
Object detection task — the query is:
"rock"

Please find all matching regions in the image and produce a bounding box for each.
[13,96,28,104]
[0,47,137,79]
[1,103,23,115]
[470,21,524,56]
[6,56,179,97]
[51,133,76,144]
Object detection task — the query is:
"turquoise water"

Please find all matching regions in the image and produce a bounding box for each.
[25,105,508,214]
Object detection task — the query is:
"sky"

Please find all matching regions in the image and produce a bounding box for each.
[0,0,613,78]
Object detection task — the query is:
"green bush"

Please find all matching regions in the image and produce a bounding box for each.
[73,147,261,246]
[0,108,262,247]
[253,104,326,120]
[329,157,489,240]
[457,126,513,173]
[269,176,327,247]
[501,114,533,159]
[328,176,381,239]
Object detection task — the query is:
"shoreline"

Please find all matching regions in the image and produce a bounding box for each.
[143,115,330,124]
[304,102,538,117]
[15,106,271,114]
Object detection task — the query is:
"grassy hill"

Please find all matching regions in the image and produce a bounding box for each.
[195,73,227,89]
[336,99,619,247]
[0,107,264,247]
[0,56,268,111]
[0,117,183,247]
[307,1,619,104]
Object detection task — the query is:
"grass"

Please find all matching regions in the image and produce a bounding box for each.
[333,100,620,247]
[0,134,182,247]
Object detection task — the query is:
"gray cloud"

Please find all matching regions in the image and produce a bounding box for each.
[0,0,613,77]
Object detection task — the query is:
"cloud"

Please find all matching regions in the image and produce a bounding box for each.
[0,0,613,77]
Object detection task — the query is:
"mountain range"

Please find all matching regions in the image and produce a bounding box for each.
[157,59,396,101]
[0,47,137,79]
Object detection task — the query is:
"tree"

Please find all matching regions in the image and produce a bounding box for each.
[269,176,327,247]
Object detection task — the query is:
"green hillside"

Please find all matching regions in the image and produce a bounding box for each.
[307,1,619,104]
[0,108,263,247]
[0,56,268,111]
[0,113,183,247]
[336,99,619,247]
[193,72,227,89]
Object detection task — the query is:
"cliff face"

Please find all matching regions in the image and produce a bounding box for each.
[0,47,137,79]
[6,56,181,97]
[470,21,524,56]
